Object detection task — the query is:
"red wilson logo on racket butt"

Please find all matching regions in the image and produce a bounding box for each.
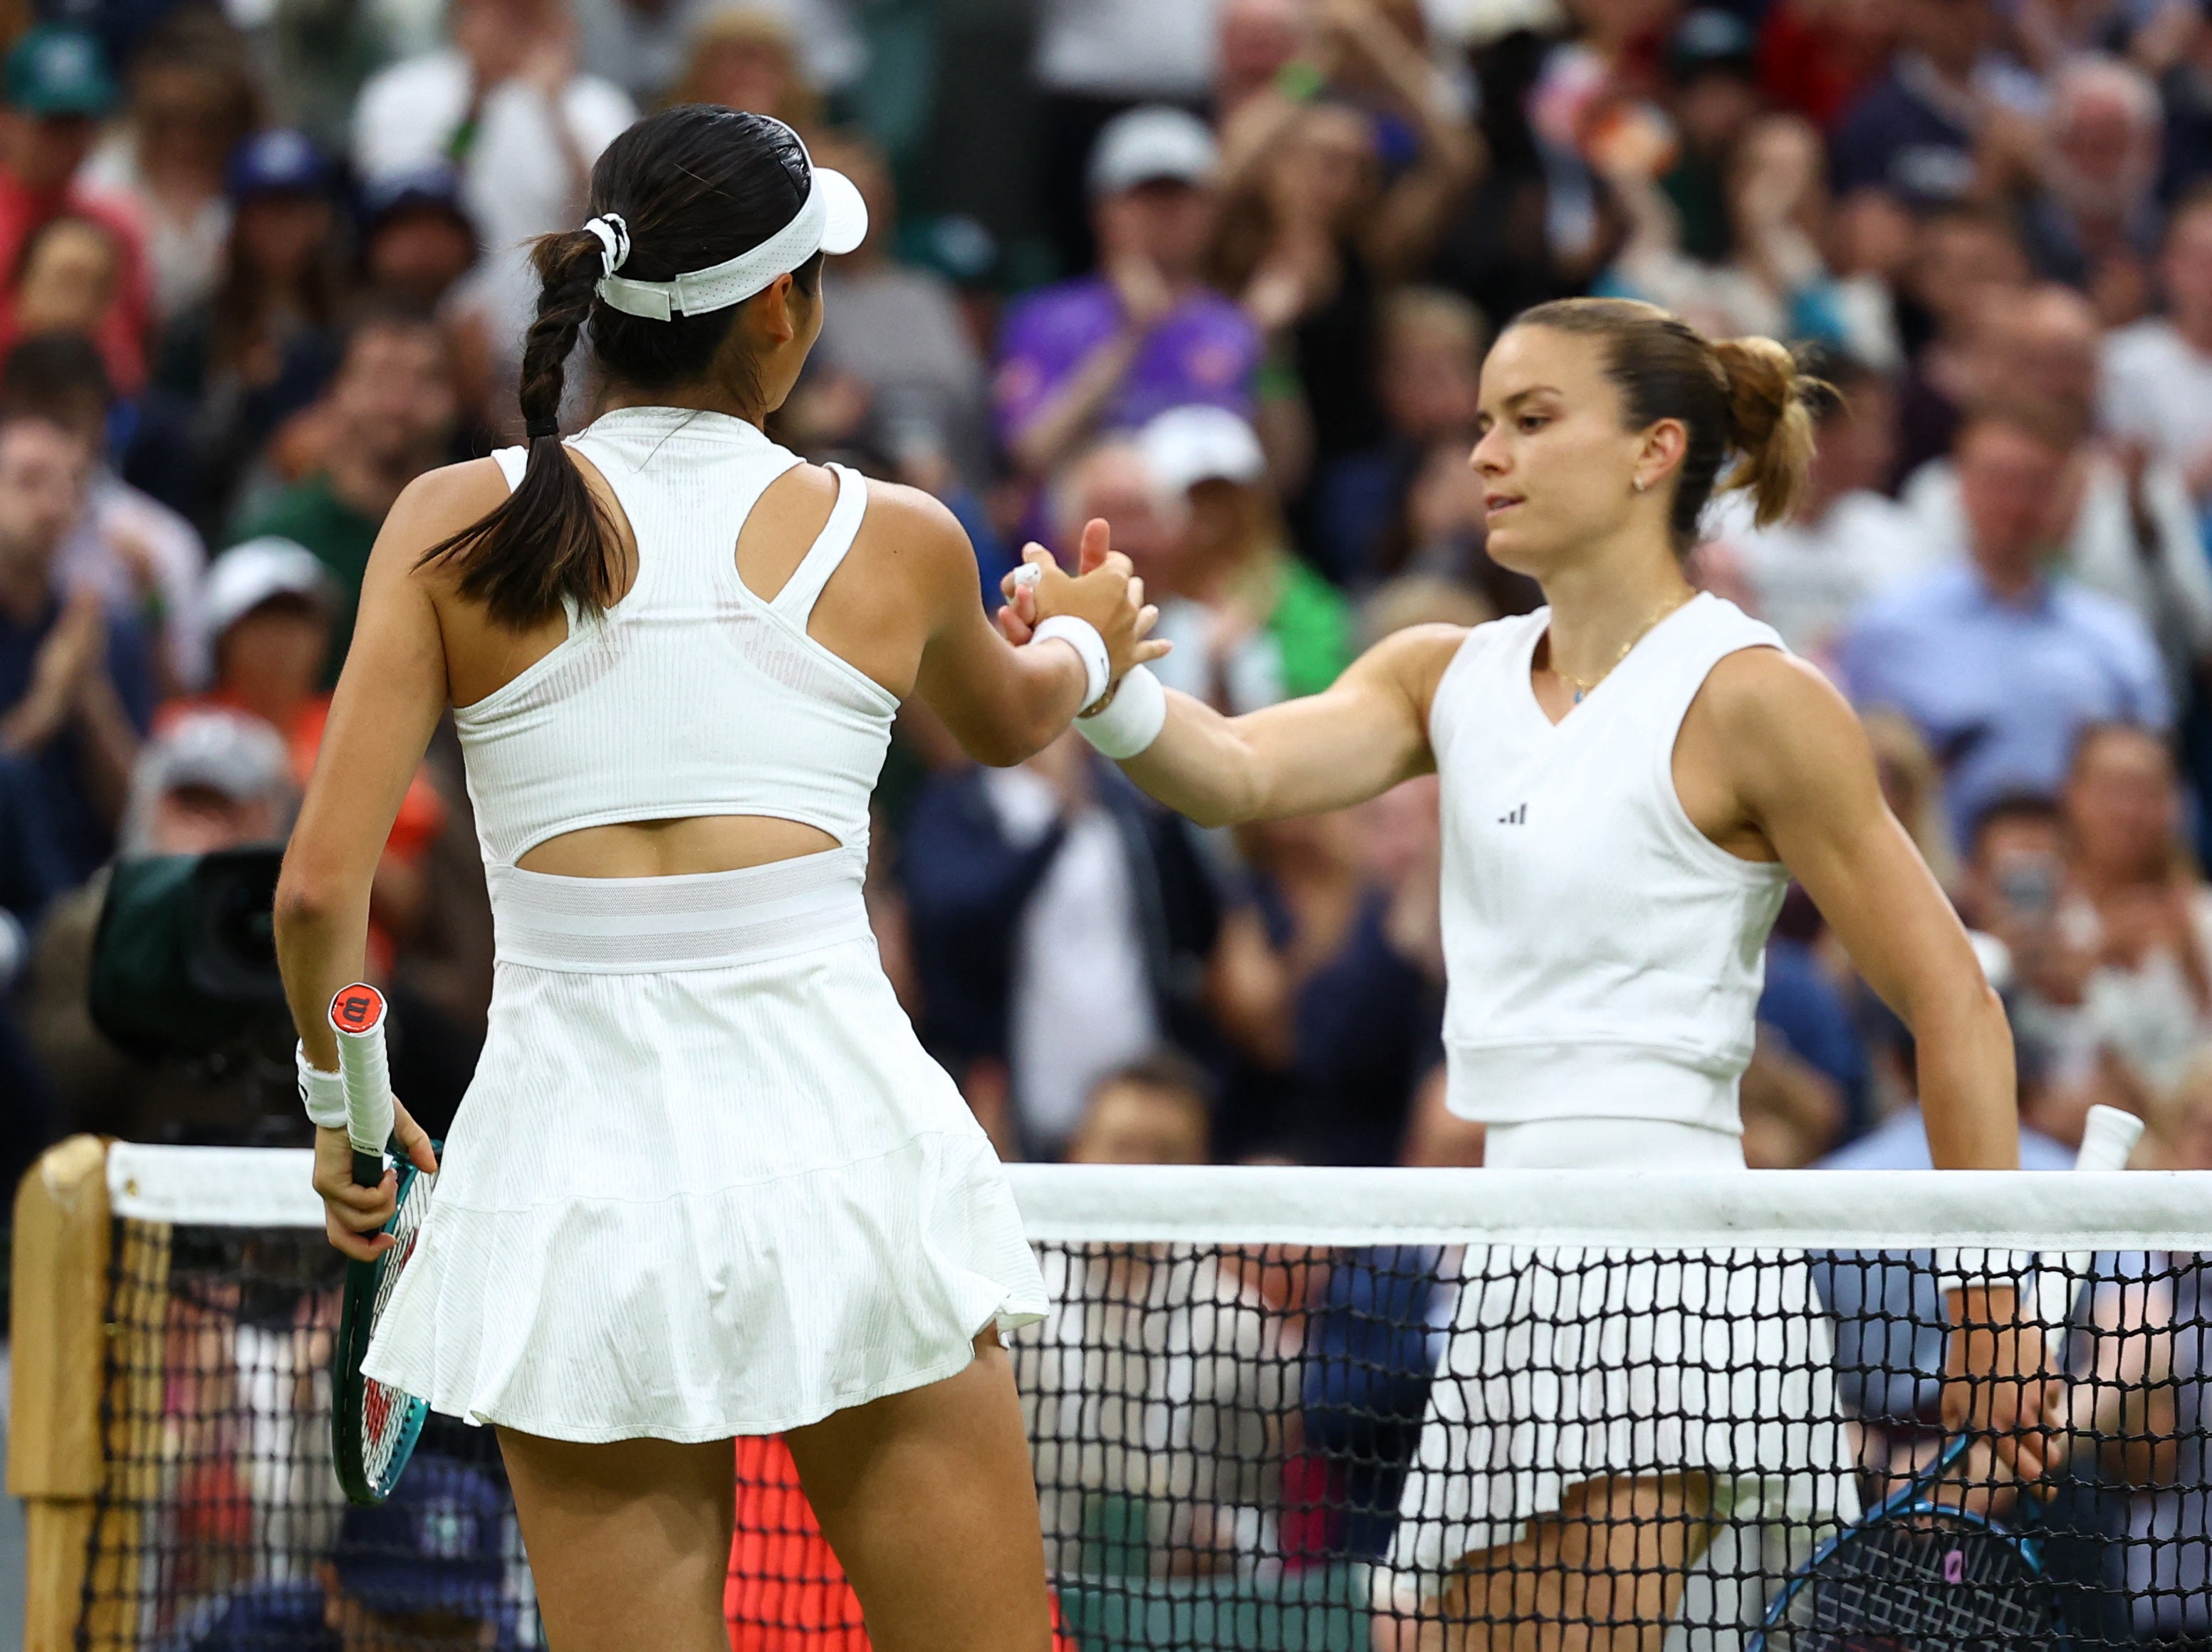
[330,983,386,1035]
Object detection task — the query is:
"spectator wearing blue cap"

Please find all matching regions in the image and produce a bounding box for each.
[0,26,152,402]
[360,166,479,310]
[176,1455,515,1652]
[150,128,345,540]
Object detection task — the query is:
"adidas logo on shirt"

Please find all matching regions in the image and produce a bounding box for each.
[1497,804,1526,825]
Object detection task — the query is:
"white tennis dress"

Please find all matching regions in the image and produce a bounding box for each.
[362,406,1048,1443]
[1383,595,1859,1639]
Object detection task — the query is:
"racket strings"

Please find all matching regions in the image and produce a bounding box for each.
[1778,1515,2057,1648]
[360,1166,435,1487]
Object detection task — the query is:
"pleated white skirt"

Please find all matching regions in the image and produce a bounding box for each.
[362,848,1049,1443]
[1382,1116,1860,1625]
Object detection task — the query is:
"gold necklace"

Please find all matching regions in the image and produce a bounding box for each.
[1553,589,1695,704]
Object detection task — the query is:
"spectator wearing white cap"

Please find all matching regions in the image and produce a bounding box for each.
[164,537,447,975]
[1138,402,1350,714]
[1032,0,1221,272]
[996,105,1261,486]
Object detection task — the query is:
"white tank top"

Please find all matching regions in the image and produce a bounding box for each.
[1428,592,1789,1132]
[454,407,897,877]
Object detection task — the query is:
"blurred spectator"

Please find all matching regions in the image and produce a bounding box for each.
[2014,56,2162,320]
[1755,935,1872,1149]
[994,105,1260,484]
[1890,202,2031,480]
[1209,6,1481,476]
[1310,286,1483,587]
[0,26,152,402]
[662,4,823,127]
[1604,110,1887,359]
[0,412,152,902]
[806,133,991,493]
[1224,777,1446,1166]
[2102,184,2212,505]
[78,13,259,323]
[1214,0,1305,126]
[899,733,1224,1161]
[2015,723,2212,1103]
[1019,1053,1292,1580]
[227,306,461,677]
[1841,405,2171,847]
[1033,0,1221,275]
[2141,1042,2212,1169]
[1137,404,1350,713]
[1901,284,2212,696]
[358,167,480,310]
[1828,0,2019,206]
[1048,434,1191,597]
[177,1453,513,1652]
[6,333,209,695]
[1704,353,1921,662]
[5,215,126,369]
[352,0,636,382]
[1756,0,1901,130]
[1425,28,1620,332]
[22,707,296,1144]
[150,128,348,540]
[1652,9,1766,267]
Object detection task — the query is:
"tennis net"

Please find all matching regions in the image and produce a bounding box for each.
[18,1140,2212,1651]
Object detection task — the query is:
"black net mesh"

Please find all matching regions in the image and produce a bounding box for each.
[82,1220,2211,1650]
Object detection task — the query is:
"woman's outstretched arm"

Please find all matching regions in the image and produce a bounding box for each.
[1002,560,1461,825]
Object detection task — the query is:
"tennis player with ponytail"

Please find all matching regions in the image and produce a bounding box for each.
[276,107,1159,1651]
[1011,298,2041,1647]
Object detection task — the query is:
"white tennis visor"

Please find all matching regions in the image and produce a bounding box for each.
[595,164,868,322]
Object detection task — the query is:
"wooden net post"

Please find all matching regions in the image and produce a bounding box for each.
[11,1136,113,1652]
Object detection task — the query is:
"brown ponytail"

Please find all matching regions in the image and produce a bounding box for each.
[418,106,820,627]
[1509,297,1823,553]
[1712,335,1816,528]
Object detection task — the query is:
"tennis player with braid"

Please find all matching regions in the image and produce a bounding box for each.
[276,108,1159,1651]
[1007,298,2048,1650]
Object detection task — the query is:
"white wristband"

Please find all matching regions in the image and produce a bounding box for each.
[1075,664,1167,760]
[296,1042,349,1129]
[1031,615,1111,712]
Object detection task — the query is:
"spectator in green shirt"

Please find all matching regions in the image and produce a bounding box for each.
[226,303,458,679]
[1133,402,1351,712]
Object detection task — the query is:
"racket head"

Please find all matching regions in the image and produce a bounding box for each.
[1751,1440,2064,1652]
[333,1136,438,1506]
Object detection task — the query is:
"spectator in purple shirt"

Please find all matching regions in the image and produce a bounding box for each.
[993,105,1261,484]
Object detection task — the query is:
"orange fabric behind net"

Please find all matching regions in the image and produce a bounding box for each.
[727,1436,1076,1651]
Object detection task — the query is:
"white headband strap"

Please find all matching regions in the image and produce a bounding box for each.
[596,177,825,322]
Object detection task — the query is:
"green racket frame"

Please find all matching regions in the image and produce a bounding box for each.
[333,1136,439,1506]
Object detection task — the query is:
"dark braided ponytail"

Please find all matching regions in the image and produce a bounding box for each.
[420,106,825,627]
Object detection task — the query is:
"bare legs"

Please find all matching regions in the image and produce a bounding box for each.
[499,1329,1051,1652]
[1386,1473,1716,1652]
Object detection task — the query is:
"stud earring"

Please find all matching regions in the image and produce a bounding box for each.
[1632,476,1647,493]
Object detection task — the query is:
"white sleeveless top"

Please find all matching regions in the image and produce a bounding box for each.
[1428,592,1789,1131]
[454,407,897,876]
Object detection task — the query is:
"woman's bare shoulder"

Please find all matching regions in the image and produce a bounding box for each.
[377,458,515,560]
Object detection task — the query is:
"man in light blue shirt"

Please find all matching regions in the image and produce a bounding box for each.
[1839,408,2170,851]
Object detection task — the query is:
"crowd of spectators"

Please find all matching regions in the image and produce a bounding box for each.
[6,0,2212,1201]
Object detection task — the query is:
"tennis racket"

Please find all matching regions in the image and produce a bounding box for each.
[328,981,437,1507]
[1750,1103,2146,1652]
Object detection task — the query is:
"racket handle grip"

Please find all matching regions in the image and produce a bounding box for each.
[2075,1103,2145,1173]
[329,983,395,1183]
